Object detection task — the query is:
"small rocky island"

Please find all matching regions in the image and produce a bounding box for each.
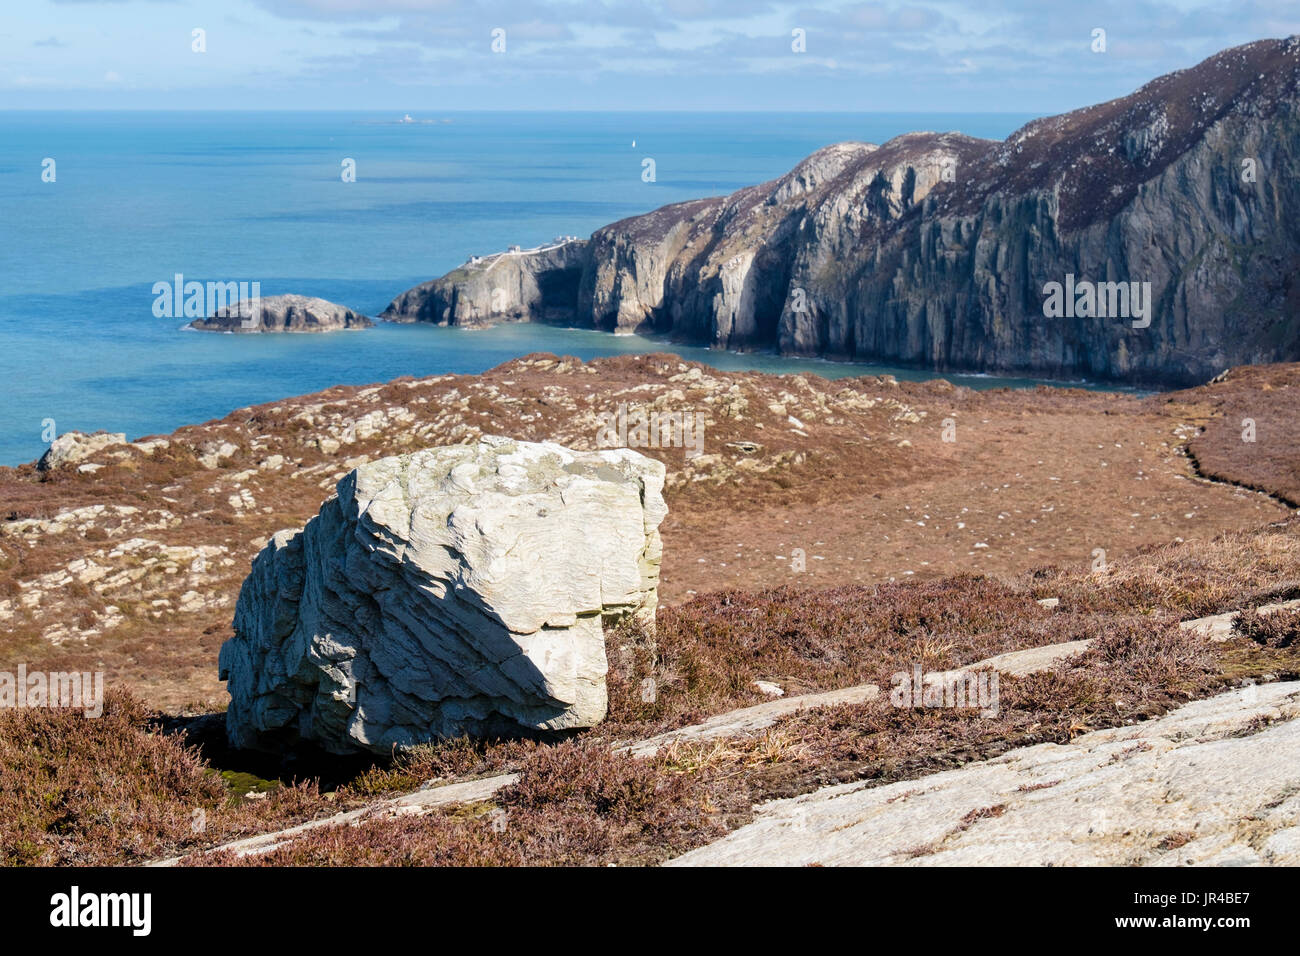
[190,294,372,333]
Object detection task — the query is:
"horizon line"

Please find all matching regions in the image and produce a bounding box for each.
[0,107,1041,115]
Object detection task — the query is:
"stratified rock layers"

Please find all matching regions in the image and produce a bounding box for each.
[219,436,667,755]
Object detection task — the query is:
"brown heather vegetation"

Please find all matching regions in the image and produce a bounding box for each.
[1,354,1293,712]
[201,614,1274,867]
[4,358,1300,865]
[1234,605,1300,648]
[3,517,1299,865]
[0,690,329,866]
[1176,364,1300,506]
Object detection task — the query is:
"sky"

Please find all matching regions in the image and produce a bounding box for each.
[1,0,1298,112]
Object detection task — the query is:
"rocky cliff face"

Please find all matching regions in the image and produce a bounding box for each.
[382,242,589,328]
[383,37,1300,386]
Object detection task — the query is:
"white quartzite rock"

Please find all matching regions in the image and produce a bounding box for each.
[219,436,666,755]
[37,431,127,470]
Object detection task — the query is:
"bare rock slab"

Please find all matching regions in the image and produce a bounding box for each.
[668,682,1300,867]
[219,436,667,755]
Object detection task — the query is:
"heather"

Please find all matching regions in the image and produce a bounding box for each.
[6,519,1299,866]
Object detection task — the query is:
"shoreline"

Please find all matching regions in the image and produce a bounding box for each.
[3,332,1147,470]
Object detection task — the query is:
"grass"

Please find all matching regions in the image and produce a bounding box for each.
[1234,606,1300,648]
[4,354,1295,716]
[1175,363,1300,507]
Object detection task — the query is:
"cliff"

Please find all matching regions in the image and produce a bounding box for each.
[382,37,1300,386]
[382,241,588,328]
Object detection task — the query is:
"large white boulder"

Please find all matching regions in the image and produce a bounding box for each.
[219,436,667,755]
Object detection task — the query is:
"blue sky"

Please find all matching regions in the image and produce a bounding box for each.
[2,0,1298,111]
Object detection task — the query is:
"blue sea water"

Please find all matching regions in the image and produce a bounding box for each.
[0,110,1044,467]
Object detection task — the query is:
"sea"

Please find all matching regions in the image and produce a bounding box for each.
[0,110,1049,467]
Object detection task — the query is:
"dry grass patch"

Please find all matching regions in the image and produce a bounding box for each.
[10,518,1300,866]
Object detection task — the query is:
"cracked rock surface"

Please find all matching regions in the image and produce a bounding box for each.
[219,435,667,755]
[669,681,1300,866]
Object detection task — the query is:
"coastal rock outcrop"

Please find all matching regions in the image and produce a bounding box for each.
[37,431,127,471]
[190,294,372,333]
[384,37,1300,386]
[218,436,667,755]
[381,240,588,328]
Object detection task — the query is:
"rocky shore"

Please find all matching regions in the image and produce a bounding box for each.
[9,35,1300,870]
